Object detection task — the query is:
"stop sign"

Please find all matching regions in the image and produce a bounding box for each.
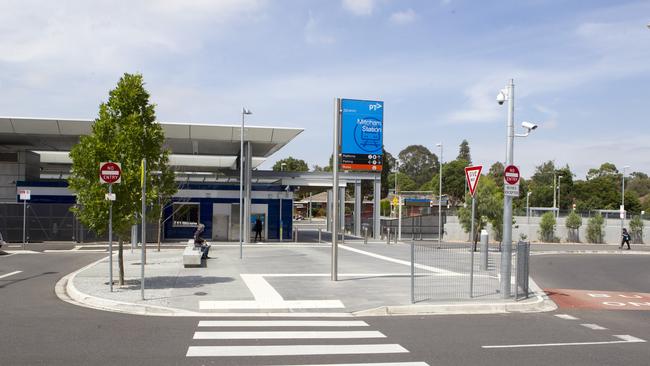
[99,162,122,184]
[504,165,520,185]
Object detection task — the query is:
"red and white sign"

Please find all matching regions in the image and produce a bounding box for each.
[99,162,122,184]
[19,189,31,200]
[465,166,483,197]
[546,288,650,311]
[504,165,520,185]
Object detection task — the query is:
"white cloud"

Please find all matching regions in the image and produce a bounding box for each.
[304,12,336,44]
[389,9,416,25]
[341,0,375,16]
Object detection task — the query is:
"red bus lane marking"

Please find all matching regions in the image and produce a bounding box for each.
[545,288,650,310]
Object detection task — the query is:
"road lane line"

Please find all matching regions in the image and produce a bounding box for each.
[198,320,368,327]
[186,344,408,357]
[483,335,646,349]
[581,323,607,330]
[554,314,579,320]
[193,330,385,339]
[0,270,22,279]
[270,363,430,366]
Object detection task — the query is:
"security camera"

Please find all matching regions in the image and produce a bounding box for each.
[521,121,538,130]
[496,90,507,105]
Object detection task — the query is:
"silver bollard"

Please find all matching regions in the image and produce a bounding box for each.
[480,229,489,270]
[363,227,368,245]
[318,228,321,243]
[386,227,391,245]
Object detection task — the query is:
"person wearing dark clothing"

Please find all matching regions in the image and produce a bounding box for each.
[193,223,211,259]
[254,217,263,242]
[620,228,631,250]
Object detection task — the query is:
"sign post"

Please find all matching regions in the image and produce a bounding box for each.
[504,165,520,197]
[19,189,31,250]
[465,165,483,298]
[100,162,121,292]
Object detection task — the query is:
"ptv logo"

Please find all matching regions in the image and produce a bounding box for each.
[369,103,382,111]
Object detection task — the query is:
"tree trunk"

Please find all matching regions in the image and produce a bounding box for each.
[118,239,124,286]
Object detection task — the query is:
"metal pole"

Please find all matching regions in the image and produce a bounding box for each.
[109,184,113,292]
[410,238,415,303]
[398,195,402,240]
[438,143,443,244]
[331,98,340,281]
[470,196,476,247]
[309,193,312,223]
[557,176,562,219]
[469,232,475,298]
[552,173,556,213]
[279,196,283,242]
[22,198,26,250]
[141,158,146,300]
[240,110,244,258]
[500,78,514,298]
[526,192,531,224]
[621,167,627,234]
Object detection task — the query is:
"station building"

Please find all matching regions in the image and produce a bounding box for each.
[0,117,381,243]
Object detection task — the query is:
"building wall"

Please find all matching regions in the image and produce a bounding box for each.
[0,151,40,201]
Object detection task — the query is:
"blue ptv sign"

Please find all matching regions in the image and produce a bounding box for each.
[340,99,384,172]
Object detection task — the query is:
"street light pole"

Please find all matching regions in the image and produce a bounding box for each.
[557,175,563,219]
[437,143,443,243]
[501,78,515,298]
[240,107,252,259]
[621,165,630,233]
[526,191,532,224]
[280,163,286,242]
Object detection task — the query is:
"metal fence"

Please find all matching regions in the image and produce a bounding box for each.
[411,241,521,302]
[515,241,531,300]
[381,213,445,241]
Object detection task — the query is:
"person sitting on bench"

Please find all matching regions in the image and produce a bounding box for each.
[193,223,211,259]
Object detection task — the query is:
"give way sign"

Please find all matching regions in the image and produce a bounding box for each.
[465,165,483,197]
[99,162,122,184]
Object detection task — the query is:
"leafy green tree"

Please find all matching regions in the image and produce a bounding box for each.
[458,175,503,245]
[151,164,177,251]
[423,159,470,206]
[398,145,439,187]
[538,212,557,242]
[380,199,391,216]
[586,213,605,244]
[273,157,309,172]
[68,73,170,285]
[586,162,618,180]
[388,172,418,192]
[457,139,471,164]
[488,162,505,190]
[629,215,644,244]
[381,148,394,198]
[565,210,582,242]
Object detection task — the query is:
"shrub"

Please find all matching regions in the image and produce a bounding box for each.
[629,216,644,244]
[565,210,582,243]
[586,213,605,243]
[538,212,558,242]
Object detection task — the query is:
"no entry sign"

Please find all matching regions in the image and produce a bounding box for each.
[504,165,520,185]
[99,162,122,184]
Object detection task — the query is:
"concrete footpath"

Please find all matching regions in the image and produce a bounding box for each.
[57,240,557,317]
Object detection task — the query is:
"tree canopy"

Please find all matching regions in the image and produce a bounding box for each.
[457,139,471,164]
[273,157,309,172]
[398,145,439,187]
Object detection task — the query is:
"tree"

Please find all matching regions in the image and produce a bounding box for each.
[398,145,439,187]
[565,210,582,242]
[151,162,177,251]
[586,213,605,244]
[423,159,470,206]
[538,212,557,242]
[68,73,170,285]
[388,172,418,192]
[273,157,309,172]
[457,139,471,164]
[381,148,394,198]
[629,215,644,244]
[586,162,618,180]
[458,175,503,245]
[488,162,505,190]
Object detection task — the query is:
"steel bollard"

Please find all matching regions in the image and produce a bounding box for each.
[318,228,321,243]
[480,229,489,270]
[386,227,391,245]
[363,227,368,245]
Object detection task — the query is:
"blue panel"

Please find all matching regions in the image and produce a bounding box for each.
[341,99,384,155]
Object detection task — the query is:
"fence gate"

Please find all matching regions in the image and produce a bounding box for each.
[515,241,531,300]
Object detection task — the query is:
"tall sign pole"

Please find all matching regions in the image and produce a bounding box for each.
[141,158,146,300]
[332,98,341,281]
[465,165,482,299]
[19,189,31,250]
[501,78,515,298]
[100,162,121,293]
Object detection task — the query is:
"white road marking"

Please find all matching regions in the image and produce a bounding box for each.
[555,314,579,320]
[0,270,22,279]
[186,344,409,357]
[339,244,460,275]
[581,323,607,330]
[482,335,646,349]
[270,363,430,366]
[198,320,368,327]
[241,274,284,302]
[193,330,385,339]
[193,312,353,317]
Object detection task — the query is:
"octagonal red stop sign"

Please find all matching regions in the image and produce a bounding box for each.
[99,162,122,184]
[504,165,520,185]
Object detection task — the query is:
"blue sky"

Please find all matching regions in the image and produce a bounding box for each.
[1,0,649,179]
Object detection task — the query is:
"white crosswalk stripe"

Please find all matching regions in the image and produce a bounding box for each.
[186,318,429,365]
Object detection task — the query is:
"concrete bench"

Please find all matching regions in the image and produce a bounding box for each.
[183,239,204,268]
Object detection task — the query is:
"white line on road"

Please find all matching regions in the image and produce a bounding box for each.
[186,344,409,357]
[555,314,579,320]
[199,299,345,310]
[339,244,460,275]
[0,270,22,279]
[482,334,646,349]
[241,274,284,302]
[581,323,607,330]
[193,330,385,339]
[270,363,430,366]
[198,320,368,327]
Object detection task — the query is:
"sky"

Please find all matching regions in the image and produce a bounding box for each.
[1,0,649,179]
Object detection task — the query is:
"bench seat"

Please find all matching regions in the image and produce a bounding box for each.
[183,239,204,268]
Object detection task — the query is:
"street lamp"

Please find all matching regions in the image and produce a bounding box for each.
[280,163,287,242]
[497,79,539,298]
[526,191,532,224]
[557,175,563,219]
[621,165,630,234]
[240,107,252,258]
[436,143,443,243]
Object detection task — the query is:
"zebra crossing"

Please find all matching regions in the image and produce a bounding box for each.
[186,319,429,365]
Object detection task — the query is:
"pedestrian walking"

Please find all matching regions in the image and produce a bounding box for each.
[620,228,631,250]
[254,217,263,242]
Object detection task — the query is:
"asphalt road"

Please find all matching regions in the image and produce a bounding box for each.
[0,249,648,366]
